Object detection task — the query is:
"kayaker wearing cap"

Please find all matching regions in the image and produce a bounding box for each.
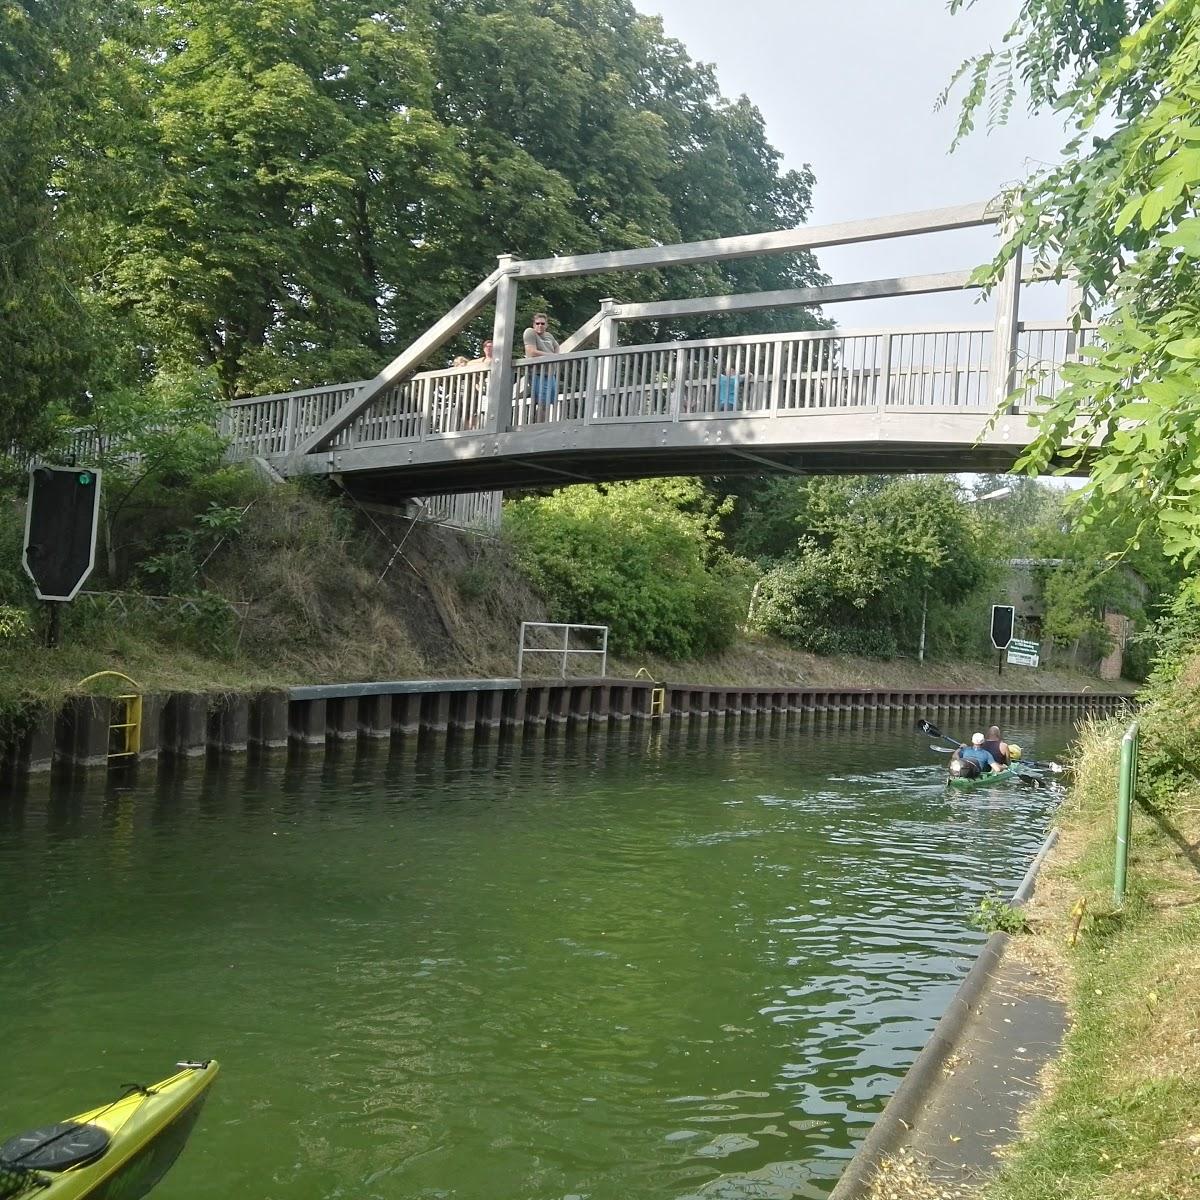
[956,732,1002,774]
[982,725,1010,766]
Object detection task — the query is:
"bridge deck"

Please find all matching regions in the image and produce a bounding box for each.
[224,322,1092,496]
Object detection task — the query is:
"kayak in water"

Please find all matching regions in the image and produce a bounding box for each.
[0,1059,218,1200]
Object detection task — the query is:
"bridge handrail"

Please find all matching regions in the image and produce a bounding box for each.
[225,381,368,409]
[513,319,1095,369]
[224,360,492,410]
[223,320,1096,409]
[219,318,1099,460]
[520,319,1084,364]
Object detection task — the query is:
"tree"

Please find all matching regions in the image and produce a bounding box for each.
[48,0,825,407]
[504,479,752,659]
[748,477,994,658]
[943,1,1200,562]
[430,0,826,345]
[0,1,132,447]
[1023,493,1181,666]
[82,0,471,400]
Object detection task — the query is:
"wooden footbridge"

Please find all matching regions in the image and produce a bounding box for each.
[223,200,1090,517]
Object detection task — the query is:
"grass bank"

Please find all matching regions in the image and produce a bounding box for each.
[0,476,1125,741]
[983,712,1200,1200]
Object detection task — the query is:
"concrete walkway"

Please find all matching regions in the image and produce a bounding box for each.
[905,951,1065,1191]
[830,832,1067,1199]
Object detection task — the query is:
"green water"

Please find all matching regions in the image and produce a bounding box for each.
[0,713,1079,1200]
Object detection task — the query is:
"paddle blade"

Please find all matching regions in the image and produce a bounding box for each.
[917,718,942,738]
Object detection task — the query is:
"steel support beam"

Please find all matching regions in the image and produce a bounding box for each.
[515,201,997,281]
[596,298,619,350]
[486,259,518,435]
[607,268,1048,322]
[989,238,1024,411]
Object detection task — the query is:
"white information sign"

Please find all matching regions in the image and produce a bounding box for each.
[1007,638,1040,668]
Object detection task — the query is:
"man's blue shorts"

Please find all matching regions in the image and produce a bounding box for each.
[530,372,559,406]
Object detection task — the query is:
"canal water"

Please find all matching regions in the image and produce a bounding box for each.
[0,713,1080,1200]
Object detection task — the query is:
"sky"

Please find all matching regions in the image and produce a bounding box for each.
[632,0,1074,325]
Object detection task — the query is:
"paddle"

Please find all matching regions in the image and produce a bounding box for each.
[918,718,961,747]
[918,718,1064,773]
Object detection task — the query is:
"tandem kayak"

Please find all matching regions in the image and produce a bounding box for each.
[947,763,1024,789]
[0,1059,218,1200]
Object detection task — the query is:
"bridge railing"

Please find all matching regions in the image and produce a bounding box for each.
[221,362,492,458]
[223,321,1095,460]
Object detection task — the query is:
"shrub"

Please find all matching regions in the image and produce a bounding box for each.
[745,477,993,660]
[505,481,753,660]
[970,894,1029,935]
[1126,580,1200,815]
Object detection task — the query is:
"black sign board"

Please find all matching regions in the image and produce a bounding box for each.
[23,465,103,601]
[990,604,1016,651]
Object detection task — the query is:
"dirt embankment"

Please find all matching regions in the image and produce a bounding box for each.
[0,485,1128,709]
[609,641,1131,694]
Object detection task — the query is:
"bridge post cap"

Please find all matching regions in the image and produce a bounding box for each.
[496,253,519,268]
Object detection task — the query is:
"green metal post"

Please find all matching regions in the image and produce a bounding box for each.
[1113,720,1138,907]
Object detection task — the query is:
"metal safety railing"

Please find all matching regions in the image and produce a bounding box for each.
[221,321,1097,457]
[1113,719,1139,907]
[516,622,608,679]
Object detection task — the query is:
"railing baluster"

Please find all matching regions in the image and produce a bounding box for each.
[768,341,783,415]
[879,333,893,409]
[670,347,684,421]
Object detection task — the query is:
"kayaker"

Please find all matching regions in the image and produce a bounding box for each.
[983,725,1010,765]
[956,732,1002,774]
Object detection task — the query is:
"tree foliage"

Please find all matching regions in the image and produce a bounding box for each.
[504,479,752,659]
[745,477,994,658]
[944,0,1200,562]
[1025,494,1179,662]
[0,0,134,447]
[2,0,824,438]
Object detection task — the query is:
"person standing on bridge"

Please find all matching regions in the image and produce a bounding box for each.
[522,313,560,420]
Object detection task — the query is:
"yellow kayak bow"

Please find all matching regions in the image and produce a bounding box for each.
[1,1059,218,1200]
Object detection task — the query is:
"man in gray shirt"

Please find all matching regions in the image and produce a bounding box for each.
[522,312,560,417]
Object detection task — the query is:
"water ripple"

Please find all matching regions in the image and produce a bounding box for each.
[0,717,1077,1199]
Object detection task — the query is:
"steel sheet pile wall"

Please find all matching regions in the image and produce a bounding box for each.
[0,680,1129,781]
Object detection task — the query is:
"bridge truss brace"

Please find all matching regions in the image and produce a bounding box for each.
[295,201,1004,457]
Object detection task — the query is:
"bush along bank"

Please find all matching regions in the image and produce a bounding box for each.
[981,592,1200,1200]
